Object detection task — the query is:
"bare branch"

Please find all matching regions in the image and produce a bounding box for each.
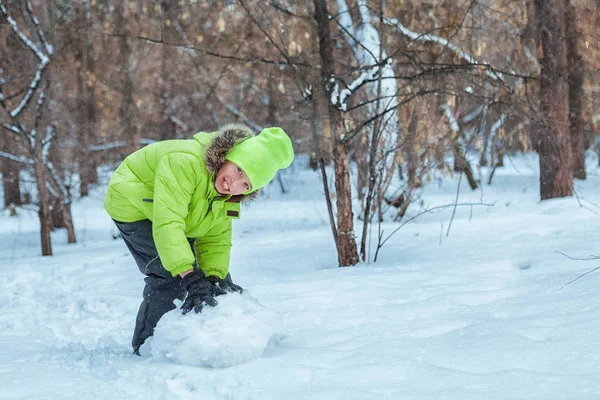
[2,122,26,136]
[87,142,126,151]
[102,31,312,68]
[0,1,48,62]
[560,267,600,290]
[383,16,504,82]
[446,172,464,237]
[556,251,600,261]
[0,151,33,164]
[0,1,52,118]
[374,201,495,262]
[270,1,311,19]
[24,1,54,56]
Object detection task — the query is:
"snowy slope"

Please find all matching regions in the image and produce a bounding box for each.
[1,153,600,400]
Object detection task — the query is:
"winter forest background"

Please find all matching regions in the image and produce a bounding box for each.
[1,0,599,266]
[2,1,600,398]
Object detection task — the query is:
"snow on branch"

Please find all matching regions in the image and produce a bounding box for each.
[0,150,33,164]
[26,1,54,56]
[441,104,461,133]
[87,142,126,151]
[47,161,71,202]
[489,114,505,136]
[330,65,380,111]
[170,116,188,131]
[45,181,59,199]
[42,124,54,146]
[2,122,25,135]
[383,17,504,82]
[0,2,49,63]
[462,105,485,124]
[0,0,52,118]
[12,66,48,119]
[0,76,5,104]
[41,125,53,162]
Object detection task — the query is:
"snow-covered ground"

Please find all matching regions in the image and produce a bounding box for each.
[1,153,600,400]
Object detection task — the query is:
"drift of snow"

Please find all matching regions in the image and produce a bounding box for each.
[1,153,600,399]
[144,292,284,368]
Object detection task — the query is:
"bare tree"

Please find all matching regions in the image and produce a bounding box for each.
[0,0,55,254]
[74,0,99,196]
[313,0,360,266]
[0,0,78,251]
[115,0,142,155]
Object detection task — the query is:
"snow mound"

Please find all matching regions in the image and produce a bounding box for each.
[144,291,284,368]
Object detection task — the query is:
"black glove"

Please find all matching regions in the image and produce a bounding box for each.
[181,270,226,314]
[207,273,244,293]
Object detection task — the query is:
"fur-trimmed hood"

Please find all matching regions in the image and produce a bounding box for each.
[200,123,260,201]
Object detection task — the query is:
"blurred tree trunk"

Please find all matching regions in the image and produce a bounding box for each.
[0,2,54,255]
[1,158,21,208]
[0,34,22,208]
[534,0,573,200]
[44,0,77,243]
[0,130,22,207]
[77,0,99,197]
[313,0,359,267]
[33,88,54,255]
[115,1,141,154]
[34,144,53,255]
[565,0,586,180]
[39,4,55,255]
[157,0,178,140]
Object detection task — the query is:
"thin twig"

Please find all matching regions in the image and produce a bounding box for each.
[560,267,600,290]
[572,185,598,215]
[377,201,495,249]
[555,251,599,261]
[446,172,464,236]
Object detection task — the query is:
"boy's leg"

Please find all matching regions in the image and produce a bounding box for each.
[113,219,196,353]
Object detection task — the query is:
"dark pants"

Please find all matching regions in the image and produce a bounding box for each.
[114,219,196,353]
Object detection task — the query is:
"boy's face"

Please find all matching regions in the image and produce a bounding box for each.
[214,161,252,195]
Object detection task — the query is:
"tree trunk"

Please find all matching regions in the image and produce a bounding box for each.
[534,0,573,200]
[34,144,53,256]
[332,142,359,266]
[306,18,339,252]
[78,2,99,196]
[565,0,586,180]
[60,200,77,243]
[157,0,179,141]
[1,158,21,207]
[314,0,359,267]
[405,103,420,189]
[116,1,141,155]
[453,143,478,190]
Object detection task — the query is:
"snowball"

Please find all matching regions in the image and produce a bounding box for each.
[144,291,284,368]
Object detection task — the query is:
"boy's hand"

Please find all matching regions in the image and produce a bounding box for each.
[207,273,244,293]
[180,270,226,314]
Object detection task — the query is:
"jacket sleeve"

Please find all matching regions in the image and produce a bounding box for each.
[194,217,232,279]
[152,153,198,277]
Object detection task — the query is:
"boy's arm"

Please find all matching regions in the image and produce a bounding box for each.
[193,217,233,279]
[152,153,199,276]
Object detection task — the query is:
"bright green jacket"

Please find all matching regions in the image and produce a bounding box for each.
[104,131,242,278]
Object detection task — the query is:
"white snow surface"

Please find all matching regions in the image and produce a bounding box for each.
[1,153,600,399]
